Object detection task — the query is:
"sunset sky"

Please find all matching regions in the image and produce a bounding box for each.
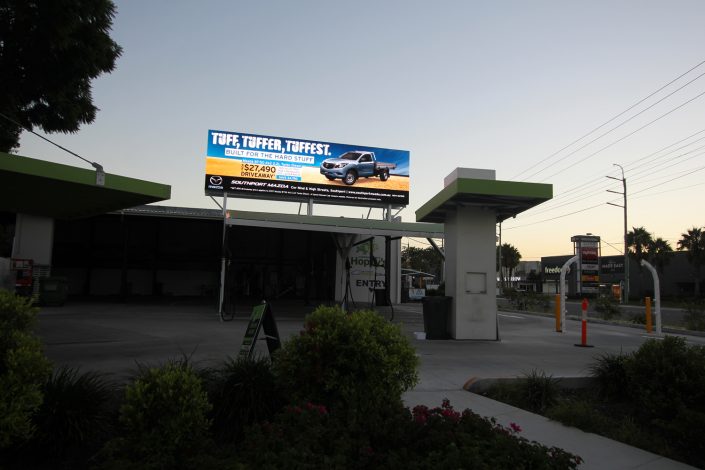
[17,0,705,260]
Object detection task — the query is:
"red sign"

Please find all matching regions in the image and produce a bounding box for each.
[11,258,33,287]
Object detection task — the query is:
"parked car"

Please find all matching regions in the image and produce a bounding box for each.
[320,151,397,185]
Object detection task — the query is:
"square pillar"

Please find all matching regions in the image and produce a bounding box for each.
[416,167,553,341]
[445,206,498,340]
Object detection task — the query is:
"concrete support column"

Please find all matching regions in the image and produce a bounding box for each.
[445,206,498,340]
[12,213,54,266]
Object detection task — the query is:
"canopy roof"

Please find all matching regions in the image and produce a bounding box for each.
[0,152,171,219]
[226,210,444,238]
[416,177,552,224]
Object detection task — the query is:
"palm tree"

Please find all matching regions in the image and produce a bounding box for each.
[677,227,705,297]
[647,237,674,274]
[498,243,521,287]
[627,226,653,263]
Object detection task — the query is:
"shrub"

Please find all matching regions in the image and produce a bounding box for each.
[27,367,117,467]
[239,402,352,468]
[202,355,285,444]
[0,290,52,448]
[594,296,621,320]
[589,352,630,402]
[519,369,560,414]
[406,400,582,469]
[624,336,705,467]
[546,399,610,434]
[240,399,582,469]
[683,300,705,331]
[271,305,418,423]
[100,360,212,469]
[625,336,705,420]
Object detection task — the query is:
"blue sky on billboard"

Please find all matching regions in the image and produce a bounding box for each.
[15,1,705,260]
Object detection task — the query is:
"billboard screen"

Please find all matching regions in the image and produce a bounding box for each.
[205,130,410,207]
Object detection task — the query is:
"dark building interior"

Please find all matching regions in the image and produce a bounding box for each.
[51,212,337,304]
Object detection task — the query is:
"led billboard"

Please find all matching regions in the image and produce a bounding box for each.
[205,130,410,207]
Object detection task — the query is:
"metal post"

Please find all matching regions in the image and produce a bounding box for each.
[640,260,661,335]
[622,173,629,304]
[307,198,313,216]
[498,222,503,289]
[218,192,228,319]
[559,255,578,333]
[554,294,561,332]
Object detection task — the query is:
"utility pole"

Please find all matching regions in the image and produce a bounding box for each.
[606,164,628,304]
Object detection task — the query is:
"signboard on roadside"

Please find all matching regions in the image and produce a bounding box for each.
[205,130,410,207]
[238,302,280,360]
[571,235,601,295]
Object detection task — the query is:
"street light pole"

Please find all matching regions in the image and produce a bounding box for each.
[606,164,628,304]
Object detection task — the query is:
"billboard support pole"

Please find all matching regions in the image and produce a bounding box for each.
[307,198,313,216]
[386,204,392,222]
[218,192,228,320]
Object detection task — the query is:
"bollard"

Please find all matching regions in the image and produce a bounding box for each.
[645,297,652,333]
[555,294,561,332]
[574,298,593,348]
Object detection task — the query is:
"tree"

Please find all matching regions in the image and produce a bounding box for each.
[497,243,521,287]
[626,226,653,263]
[401,246,443,280]
[646,237,673,274]
[0,0,122,152]
[677,227,705,297]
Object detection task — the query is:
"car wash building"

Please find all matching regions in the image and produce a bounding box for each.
[0,151,171,299]
[1,132,444,309]
[3,129,555,340]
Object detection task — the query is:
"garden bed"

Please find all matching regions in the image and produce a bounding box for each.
[477,337,705,469]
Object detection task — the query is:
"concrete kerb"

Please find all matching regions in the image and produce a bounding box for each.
[463,376,595,394]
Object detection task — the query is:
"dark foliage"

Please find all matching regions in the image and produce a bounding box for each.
[0,0,122,151]
[201,355,286,444]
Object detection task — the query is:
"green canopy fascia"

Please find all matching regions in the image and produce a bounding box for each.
[416,177,552,224]
[0,152,171,219]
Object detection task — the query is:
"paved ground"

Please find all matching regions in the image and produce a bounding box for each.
[35,300,703,469]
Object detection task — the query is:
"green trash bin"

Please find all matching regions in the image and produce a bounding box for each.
[39,276,68,306]
[422,296,452,339]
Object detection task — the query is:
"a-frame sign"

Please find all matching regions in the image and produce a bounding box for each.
[238,301,281,360]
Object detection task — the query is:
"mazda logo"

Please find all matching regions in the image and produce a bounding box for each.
[210,176,223,185]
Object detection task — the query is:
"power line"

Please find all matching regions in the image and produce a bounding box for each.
[629,149,705,185]
[539,89,705,182]
[543,127,705,204]
[525,128,705,212]
[503,201,612,230]
[630,164,705,197]
[631,181,705,200]
[511,59,705,181]
[506,162,704,231]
